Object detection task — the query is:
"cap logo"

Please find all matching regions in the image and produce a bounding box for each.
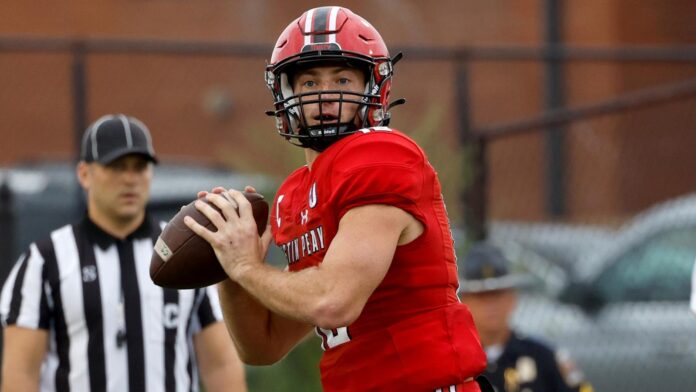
[482,264,496,279]
[301,43,341,53]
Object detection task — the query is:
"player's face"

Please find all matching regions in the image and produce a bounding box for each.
[81,155,153,224]
[460,289,516,337]
[292,65,366,128]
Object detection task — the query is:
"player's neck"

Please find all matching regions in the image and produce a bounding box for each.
[305,148,319,170]
[88,207,145,240]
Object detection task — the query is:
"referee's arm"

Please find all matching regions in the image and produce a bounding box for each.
[2,326,48,392]
[194,321,247,392]
[192,286,247,392]
[0,247,50,392]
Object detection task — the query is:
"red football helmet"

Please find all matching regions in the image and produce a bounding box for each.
[265,6,402,151]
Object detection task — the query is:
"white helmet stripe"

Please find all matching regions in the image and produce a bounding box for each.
[328,6,340,43]
[304,8,315,46]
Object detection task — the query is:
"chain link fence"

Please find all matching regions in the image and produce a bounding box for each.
[475,65,696,391]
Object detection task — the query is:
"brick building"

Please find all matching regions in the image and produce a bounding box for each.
[2,0,696,223]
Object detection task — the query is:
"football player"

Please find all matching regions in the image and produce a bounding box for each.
[187,6,490,391]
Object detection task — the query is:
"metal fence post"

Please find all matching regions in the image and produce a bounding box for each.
[456,57,488,243]
[72,41,88,159]
[0,178,14,282]
[544,0,567,217]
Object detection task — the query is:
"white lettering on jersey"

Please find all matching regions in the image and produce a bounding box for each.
[358,126,392,134]
[309,229,319,253]
[300,234,307,257]
[163,303,179,329]
[309,182,317,208]
[81,265,97,282]
[316,326,351,350]
[316,226,325,249]
[300,209,309,225]
[280,239,301,264]
[278,225,326,264]
[276,194,285,228]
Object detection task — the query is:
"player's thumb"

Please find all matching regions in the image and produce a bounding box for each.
[260,224,273,249]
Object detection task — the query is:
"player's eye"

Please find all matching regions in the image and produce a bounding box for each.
[337,77,350,85]
[302,80,317,88]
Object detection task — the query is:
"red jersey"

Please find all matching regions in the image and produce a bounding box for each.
[271,128,486,391]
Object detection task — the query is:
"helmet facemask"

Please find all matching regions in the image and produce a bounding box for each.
[267,55,389,152]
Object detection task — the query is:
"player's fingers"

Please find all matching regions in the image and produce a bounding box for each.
[197,191,208,199]
[194,197,228,228]
[205,192,239,222]
[183,215,216,243]
[258,224,273,258]
[211,186,226,194]
[227,189,253,219]
[244,185,257,193]
[260,224,273,245]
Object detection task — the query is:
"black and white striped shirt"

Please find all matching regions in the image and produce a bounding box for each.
[0,215,223,392]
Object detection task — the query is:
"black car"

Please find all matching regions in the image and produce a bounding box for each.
[498,194,696,392]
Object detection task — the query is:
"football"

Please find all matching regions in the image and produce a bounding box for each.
[150,191,269,289]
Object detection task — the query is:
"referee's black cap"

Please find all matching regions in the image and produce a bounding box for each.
[80,114,158,165]
[458,243,532,294]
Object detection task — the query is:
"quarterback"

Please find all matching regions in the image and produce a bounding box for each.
[186,6,489,391]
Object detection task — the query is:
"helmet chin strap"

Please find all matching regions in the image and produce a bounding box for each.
[300,122,357,152]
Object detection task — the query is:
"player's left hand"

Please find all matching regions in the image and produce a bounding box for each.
[185,187,272,281]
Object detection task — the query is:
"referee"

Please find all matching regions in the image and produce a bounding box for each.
[0,114,247,392]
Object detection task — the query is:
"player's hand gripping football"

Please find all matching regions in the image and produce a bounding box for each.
[184,186,273,281]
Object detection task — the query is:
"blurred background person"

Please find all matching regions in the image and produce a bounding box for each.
[0,114,246,392]
[458,243,593,392]
[691,258,696,315]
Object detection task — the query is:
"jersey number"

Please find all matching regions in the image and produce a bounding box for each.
[316,326,351,350]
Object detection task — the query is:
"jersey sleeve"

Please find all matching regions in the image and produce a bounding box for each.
[0,243,51,330]
[329,133,427,222]
[189,285,224,335]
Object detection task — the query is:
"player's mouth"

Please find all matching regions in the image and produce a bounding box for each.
[313,114,339,124]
